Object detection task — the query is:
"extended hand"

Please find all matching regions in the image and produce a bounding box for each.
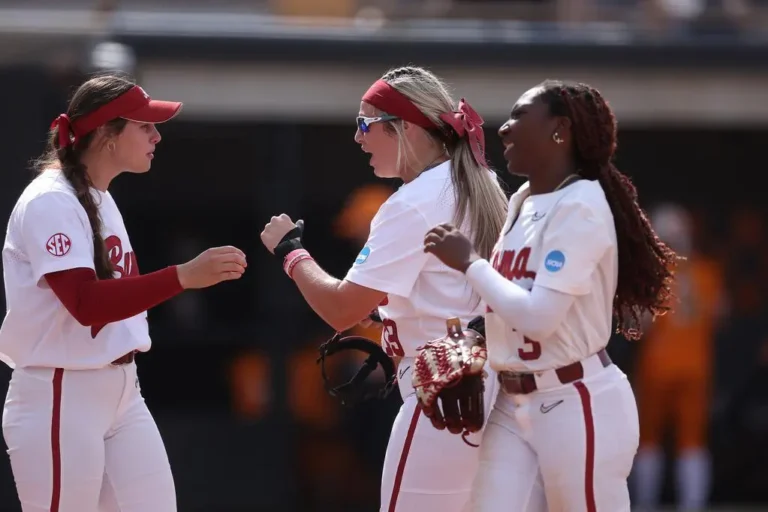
[423,223,480,273]
[176,246,247,289]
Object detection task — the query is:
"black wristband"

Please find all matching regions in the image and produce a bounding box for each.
[274,221,304,260]
[274,238,303,261]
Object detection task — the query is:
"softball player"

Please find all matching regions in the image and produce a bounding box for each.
[633,203,724,511]
[1,74,246,512]
[261,66,507,511]
[423,80,680,511]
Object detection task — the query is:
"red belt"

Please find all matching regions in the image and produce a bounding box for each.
[497,349,611,395]
[111,351,137,366]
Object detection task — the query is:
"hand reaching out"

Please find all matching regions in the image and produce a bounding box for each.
[176,246,247,289]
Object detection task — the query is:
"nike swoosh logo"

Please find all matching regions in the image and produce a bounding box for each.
[398,366,410,380]
[540,400,564,414]
[531,212,546,221]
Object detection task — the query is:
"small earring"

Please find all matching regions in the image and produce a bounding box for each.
[553,133,564,144]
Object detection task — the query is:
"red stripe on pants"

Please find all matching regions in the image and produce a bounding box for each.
[50,368,64,512]
[388,406,421,512]
[574,381,597,512]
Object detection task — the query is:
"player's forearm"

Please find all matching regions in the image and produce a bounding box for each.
[45,266,183,326]
[290,259,365,331]
[465,259,575,340]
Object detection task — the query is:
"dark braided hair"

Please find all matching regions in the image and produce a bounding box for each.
[32,74,134,280]
[539,80,681,340]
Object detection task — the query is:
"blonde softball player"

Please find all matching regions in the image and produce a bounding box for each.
[1,74,246,512]
[261,66,507,511]
[424,80,681,512]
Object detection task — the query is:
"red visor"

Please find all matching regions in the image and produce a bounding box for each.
[51,85,183,148]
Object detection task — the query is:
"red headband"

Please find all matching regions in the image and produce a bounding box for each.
[362,80,436,130]
[51,85,183,148]
[361,79,487,166]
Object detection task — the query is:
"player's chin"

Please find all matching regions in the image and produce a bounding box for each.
[128,159,153,174]
[372,165,396,179]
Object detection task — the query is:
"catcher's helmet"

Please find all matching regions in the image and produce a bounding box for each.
[317,332,397,407]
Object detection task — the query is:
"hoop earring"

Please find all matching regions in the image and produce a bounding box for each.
[552,133,564,144]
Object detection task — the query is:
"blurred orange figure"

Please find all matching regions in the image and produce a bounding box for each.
[334,183,394,245]
[633,203,725,511]
[229,351,272,420]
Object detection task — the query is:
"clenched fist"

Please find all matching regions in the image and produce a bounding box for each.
[423,223,480,273]
[176,246,247,289]
[261,214,304,259]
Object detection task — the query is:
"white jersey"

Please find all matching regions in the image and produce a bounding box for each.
[484,179,618,372]
[0,169,150,370]
[345,161,485,357]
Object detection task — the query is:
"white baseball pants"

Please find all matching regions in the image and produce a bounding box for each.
[469,363,639,512]
[3,363,176,512]
[380,357,499,512]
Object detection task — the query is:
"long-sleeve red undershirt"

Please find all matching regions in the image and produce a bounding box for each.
[44,267,184,326]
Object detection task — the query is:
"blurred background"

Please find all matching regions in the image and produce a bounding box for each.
[1,0,767,510]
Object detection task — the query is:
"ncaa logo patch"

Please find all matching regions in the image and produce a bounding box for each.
[355,246,371,265]
[544,250,565,273]
[46,233,71,257]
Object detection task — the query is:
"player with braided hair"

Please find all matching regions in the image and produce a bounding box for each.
[546,82,677,339]
[261,66,505,512]
[423,80,680,511]
[1,73,246,512]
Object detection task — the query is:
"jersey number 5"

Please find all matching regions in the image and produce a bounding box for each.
[519,337,542,361]
[382,319,405,357]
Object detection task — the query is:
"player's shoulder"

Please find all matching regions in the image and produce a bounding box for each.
[19,169,76,202]
[392,161,452,207]
[15,169,81,215]
[371,190,428,229]
[556,179,611,220]
[376,162,453,224]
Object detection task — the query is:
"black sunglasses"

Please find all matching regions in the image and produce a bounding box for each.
[357,114,399,133]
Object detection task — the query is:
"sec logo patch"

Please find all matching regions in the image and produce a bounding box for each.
[355,246,371,265]
[544,250,565,272]
[46,233,71,257]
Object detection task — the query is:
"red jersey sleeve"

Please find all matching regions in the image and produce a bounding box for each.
[44,266,184,326]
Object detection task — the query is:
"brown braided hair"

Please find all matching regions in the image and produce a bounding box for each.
[538,80,681,340]
[32,73,135,280]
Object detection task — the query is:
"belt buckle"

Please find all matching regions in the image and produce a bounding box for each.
[499,371,527,394]
[502,372,524,385]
